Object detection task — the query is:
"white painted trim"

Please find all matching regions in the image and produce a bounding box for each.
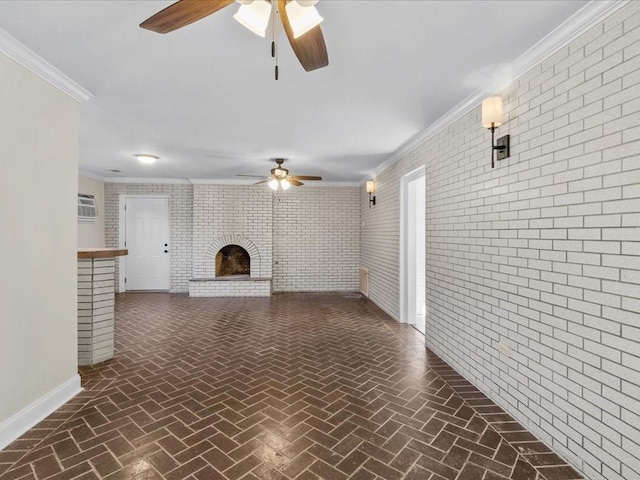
[119,195,171,292]
[302,182,360,187]
[190,178,359,187]
[0,374,82,450]
[511,0,630,78]
[104,177,360,187]
[118,195,126,292]
[107,177,192,185]
[190,178,262,185]
[0,28,92,103]
[78,169,106,182]
[399,167,426,325]
[374,0,630,177]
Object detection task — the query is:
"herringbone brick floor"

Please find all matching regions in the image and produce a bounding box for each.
[0,293,583,480]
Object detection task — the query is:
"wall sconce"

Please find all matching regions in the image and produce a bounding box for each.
[366,180,376,208]
[482,96,510,168]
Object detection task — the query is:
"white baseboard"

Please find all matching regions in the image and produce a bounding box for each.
[0,374,82,451]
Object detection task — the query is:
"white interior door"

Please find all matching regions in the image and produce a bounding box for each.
[125,197,170,291]
[402,169,426,334]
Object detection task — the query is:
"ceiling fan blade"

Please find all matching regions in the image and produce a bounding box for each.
[289,178,304,186]
[253,179,268,185]
[291,175,323,181]
[140,0,234,34]
[278,0,329,72]
[237,175,267,178]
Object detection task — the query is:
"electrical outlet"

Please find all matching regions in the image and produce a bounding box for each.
[497,343,510,357]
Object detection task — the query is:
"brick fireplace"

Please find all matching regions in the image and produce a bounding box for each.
[189,184,272,297]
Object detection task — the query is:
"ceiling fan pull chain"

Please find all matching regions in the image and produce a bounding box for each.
[273,1,279,80]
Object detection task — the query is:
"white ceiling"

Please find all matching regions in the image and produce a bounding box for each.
[0,0,587,182]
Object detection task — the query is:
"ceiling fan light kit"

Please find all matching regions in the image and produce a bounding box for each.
[140,0,329,76]
[285,1,323,38]
[233,0,272,37]
[237,158,323,190]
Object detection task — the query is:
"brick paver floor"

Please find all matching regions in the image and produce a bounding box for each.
[0,292,582,480]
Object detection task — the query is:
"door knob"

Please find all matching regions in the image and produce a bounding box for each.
[164,250,169,253]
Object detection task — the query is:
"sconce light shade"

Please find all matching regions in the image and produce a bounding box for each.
[234,0,272,37]
[366,180,376,194]
[482,96,510,168]
[482,96,503,128]
[366,180,376,208]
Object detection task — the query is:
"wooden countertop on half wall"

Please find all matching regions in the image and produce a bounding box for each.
[77,248,128,259]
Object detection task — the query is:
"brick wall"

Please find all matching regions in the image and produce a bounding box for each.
[273,187,360,292]
[104,183,193,293]
[362,4,640,479]
[192,184,273,279]
[105,183,361,293]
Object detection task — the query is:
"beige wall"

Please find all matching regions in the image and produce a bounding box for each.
[78,175,105,248]
[0,53,79,424]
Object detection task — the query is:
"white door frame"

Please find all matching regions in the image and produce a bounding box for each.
[118,194,171,292]
[400,166,425,324]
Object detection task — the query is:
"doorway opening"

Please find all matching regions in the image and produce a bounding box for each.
[401,168,426,334]
[119,195,170,291]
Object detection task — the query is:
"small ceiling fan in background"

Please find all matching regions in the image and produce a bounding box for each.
[238,158,323,190]
[140,0,329,76]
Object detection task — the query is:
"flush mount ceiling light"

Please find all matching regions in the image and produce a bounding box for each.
[482,96,510,169]
[134,154,159,165]
[140,0,328,79]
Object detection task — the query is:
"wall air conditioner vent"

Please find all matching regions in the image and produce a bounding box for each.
[78,194,97,222]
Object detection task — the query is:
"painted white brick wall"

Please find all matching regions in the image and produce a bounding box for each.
[189,279,271,297]
[104,183,193,293]
[362,4,640,479]
[192,184,273,279]
[273,187,360,292]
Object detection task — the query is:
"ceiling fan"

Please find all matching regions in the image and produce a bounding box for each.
[140,0,329,74]
[238,158,323,190]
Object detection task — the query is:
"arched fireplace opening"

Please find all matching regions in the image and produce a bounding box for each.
[215,245,250,277]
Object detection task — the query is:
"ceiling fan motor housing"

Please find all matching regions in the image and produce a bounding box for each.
[271,158,288,178]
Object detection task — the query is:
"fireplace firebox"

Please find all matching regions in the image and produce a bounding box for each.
[215,245,250,277]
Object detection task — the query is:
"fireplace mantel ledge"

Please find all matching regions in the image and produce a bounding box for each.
[190,277,272,282]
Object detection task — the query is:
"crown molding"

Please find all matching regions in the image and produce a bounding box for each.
[374,0,630,178]
[101,176,361,187]
[78,169,105,182]
[190,179,262,185]
[511,0,630,76]
[105,177,192,185]
[190,178,360,187]
[0,28,93,103]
